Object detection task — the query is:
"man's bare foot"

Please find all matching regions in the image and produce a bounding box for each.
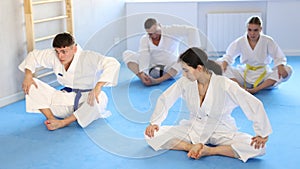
[44,119,67,131]
[187,143,209,160]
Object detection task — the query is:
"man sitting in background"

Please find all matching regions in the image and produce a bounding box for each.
[123,18,201,86]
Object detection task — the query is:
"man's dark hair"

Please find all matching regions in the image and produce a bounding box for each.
[52,32,75,48]
[144,18,157,29]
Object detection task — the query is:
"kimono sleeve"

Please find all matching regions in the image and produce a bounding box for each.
[18,49,57,73]
[176,25,201,48]
[97,56,120,87]
[266,37,287,67]
[226,80,272,138]
[185,26,201,48]
[166,25,201,48]
[218,37,242,65]
[150,78,184,126]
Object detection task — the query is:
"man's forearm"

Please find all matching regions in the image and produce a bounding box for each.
[95,81,106,90]
[24,68,34,78]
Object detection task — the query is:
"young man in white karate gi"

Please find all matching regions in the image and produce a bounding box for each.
[145,47,272,162]
[218,15,292,94]
[123,18,201,86]
[19,32,120,131]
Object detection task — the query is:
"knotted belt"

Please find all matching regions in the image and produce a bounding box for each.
[61,87,92,111]
[243,64,267,88]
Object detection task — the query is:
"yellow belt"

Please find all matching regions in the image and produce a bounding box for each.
[243,64,267,88]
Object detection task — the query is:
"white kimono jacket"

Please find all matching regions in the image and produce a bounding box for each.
[19,46,120,127]
[218,34,292,84]
[146,74,272,162]
[123,25,201,74]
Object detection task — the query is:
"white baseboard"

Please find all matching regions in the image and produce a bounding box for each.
[284,50,300,56]
[0,92,24,108]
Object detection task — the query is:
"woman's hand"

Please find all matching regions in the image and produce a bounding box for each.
[251,136,268,149]
[145,124,159,138]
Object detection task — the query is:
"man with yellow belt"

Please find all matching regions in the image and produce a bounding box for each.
[218,16,293,94]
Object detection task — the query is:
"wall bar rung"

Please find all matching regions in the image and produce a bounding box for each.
[34,15,67,24]
[35,34,56,42]
[32,0,63,5]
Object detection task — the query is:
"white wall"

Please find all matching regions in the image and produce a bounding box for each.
[0,0,27,107]
[73,0,127,60]
[73,0,125,48]
[0,0,126,107]
[266,1,300,56]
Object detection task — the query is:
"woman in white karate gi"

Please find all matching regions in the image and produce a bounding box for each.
[123,18,201,86]
[19,32,120,131]
[145,47,272,162]
[218,15,292,94]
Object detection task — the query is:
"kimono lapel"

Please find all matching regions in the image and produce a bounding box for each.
[66,46,82,74]
[59,46,82,87]
[197,74,225,143]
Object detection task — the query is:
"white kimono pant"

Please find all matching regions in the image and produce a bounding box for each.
[25,78,111,128]
[224,64,293,88]
[122,50,181,74]
[145,125,266,163]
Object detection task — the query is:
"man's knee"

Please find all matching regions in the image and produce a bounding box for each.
[122,50,137,64]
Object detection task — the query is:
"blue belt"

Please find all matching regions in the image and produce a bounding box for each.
[61,87,92,111]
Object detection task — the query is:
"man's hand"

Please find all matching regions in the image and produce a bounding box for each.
[22,69,38,95]
[137,72,152,86]
[145,124,159,138]
[251,136,268,149]
[277,64,288,79]
[88,82,105,106]
[149,76,163,86]
[149,70,174,86]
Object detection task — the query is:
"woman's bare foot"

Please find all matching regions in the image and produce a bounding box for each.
[187,143,209,160]
[44,119,67,131]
